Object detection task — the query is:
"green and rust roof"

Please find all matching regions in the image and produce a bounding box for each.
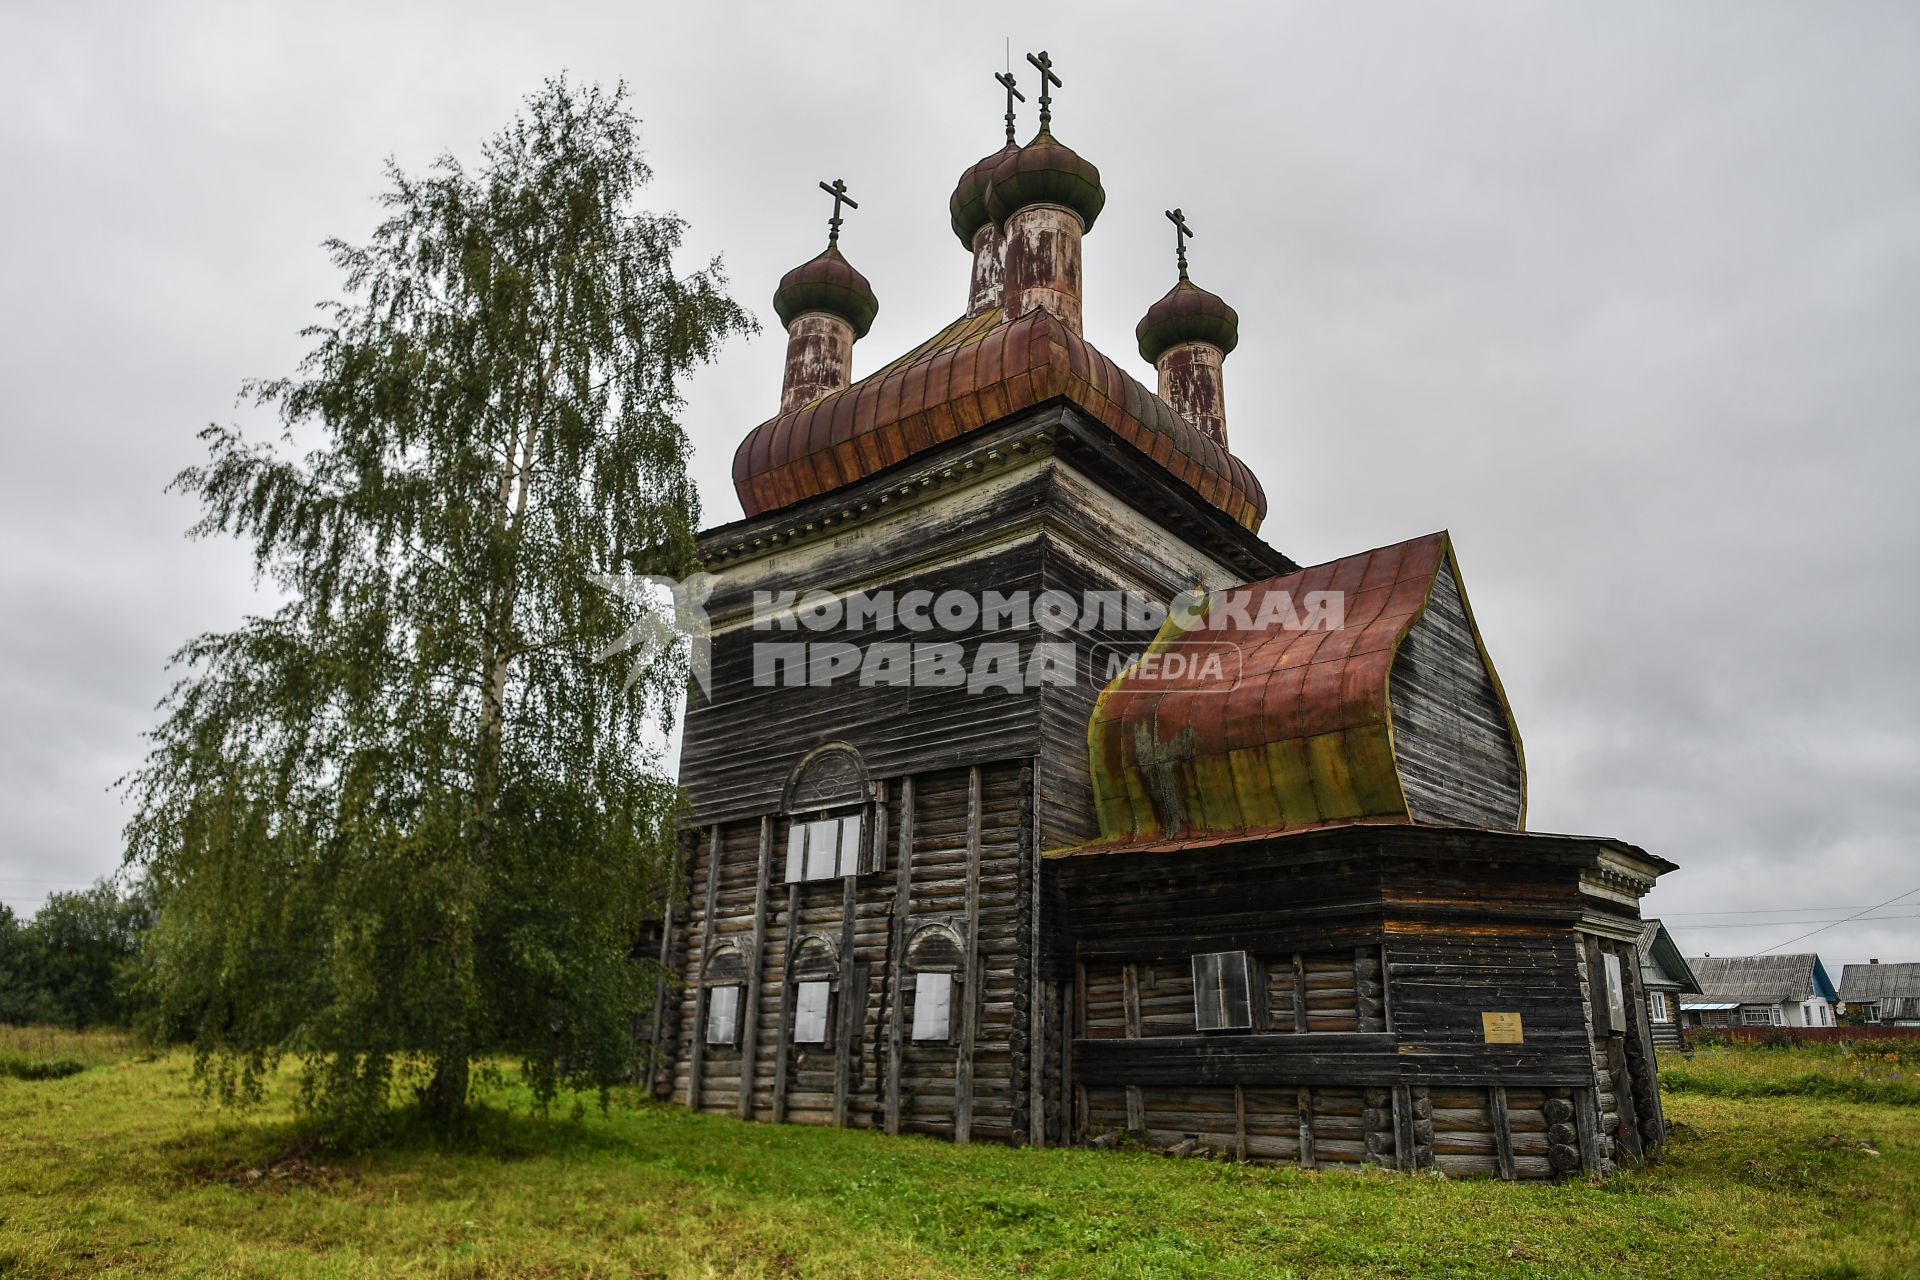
[731,307,1267,529]
[950,142,1018,246]
[984,128,1106,232]
[772,244,879,339]
[1073,531,1523,853]
[1136,278,1240,363]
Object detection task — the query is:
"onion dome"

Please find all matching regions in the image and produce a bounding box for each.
[984,129,1106,233]
[772,244,879,339]
[950,143,1017,247]
[1136,278,1240,363]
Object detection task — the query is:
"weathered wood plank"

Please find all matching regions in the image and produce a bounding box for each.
[955,765,983,1144]
[771,881,801,1124]
[686,825,721,1112]
[885,776,914,1136]
[833,869,858,1127]
[737,816,773,1121]
[1489,1085,1516,1181]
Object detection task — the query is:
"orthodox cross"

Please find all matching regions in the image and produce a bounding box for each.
[1166,207,1194,282]
[995,70,1025,145]
[1026,49,1062,130]
[818,178,858,247]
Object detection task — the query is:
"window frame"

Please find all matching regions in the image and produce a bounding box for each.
[1191,950,1254,1033]
[791,979,832,1045]
[1649,990,1670,1024]
[705,983,744,1047]
[911,971,955,1043]
[784,811,865,883]
[1601,951,1629,1034]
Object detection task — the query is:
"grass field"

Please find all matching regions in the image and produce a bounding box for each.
[1,1029,1916,1279]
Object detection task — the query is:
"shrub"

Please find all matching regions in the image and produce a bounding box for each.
[0,1054,86,1081]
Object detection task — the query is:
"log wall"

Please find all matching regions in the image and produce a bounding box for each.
[670,759,1036,1144]
[1387,558,1525,830]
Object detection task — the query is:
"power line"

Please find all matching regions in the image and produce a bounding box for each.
[1676,912,1920,930]
[1664,904,1897,918]
[1757,884,1920,955]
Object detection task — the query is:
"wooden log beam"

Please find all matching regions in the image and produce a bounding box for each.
[954,766,984,1144]
[1574,1084,1604,1173]
[686,824,722,1113]
[771,881,801,1124]
[1391,1085,1415,1172]
[884,776,915,1137]
[737,816,773,1122]
[1026,758,1046,1149]
[832,869,858,1127]
[1490,1085,1517,1181]
[647,894,677,1099]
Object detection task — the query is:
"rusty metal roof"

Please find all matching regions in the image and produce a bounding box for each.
[1078,530,1520,848]
[731,307,1267,529]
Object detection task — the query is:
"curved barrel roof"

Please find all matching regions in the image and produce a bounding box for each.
[731,307,1267,530]
[1082,531,1524,846]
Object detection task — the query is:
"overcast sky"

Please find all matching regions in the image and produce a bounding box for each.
[2,2,1916,970]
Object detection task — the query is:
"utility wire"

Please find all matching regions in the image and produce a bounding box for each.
[1679,912,1920,930]
[1757,884,1920,955]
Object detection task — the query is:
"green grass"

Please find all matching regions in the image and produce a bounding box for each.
[1662,1041,1920,1107]
[0,1033,1915,1278]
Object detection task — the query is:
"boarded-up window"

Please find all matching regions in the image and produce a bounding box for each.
[1602,952,1628,1033]
[1192,951,1253,1031]
[706,985,742,1046]
[785,814,862,882]
[912,972,953,1041]
[792,980,831,1043]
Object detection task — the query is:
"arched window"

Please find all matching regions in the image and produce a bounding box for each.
[783,745,873,883]
[789,934,840,1045]
[703,944,749,1047]
[905,923,965,1043]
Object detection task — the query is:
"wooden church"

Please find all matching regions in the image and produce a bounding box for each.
[647,55,1675,1179]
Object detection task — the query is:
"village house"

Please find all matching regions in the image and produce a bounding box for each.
[644,56,1678,1179]
[1634,921,1700,1050]
[1680,954,1837,1029]
[1839,961,1920,1025]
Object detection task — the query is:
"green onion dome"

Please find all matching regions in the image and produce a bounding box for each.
[1136,278,1239,363]
[984,129,1105,233]
[950,142,1018,247]
[772,244,879,339]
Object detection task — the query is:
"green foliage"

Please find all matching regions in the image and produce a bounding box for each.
[0,879,153,1029]
[121,76,752,1133]
[1661,1043,1920,1107]
[0,1055,85,1081]
[2,1047,1918,1278]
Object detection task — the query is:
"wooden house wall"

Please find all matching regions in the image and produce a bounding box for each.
[679,545,1049,825]
[1387,559,1525,830]
[667,760,1037,1145]
[1050,831,1648,1177]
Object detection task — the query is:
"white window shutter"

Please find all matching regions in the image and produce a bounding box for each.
[911,972,953,1041]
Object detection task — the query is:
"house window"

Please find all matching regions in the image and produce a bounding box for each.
[1602,952,1628,1033]
[1741,1005,1775,1027]
[792,980,831,1044]
[912,972,954,1042]
[1820,1003,1832,1027]
[1649,992,1671,1024]
[1192,951,1253,1031]
[706,985,743,1046]
[785,814,863,882]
